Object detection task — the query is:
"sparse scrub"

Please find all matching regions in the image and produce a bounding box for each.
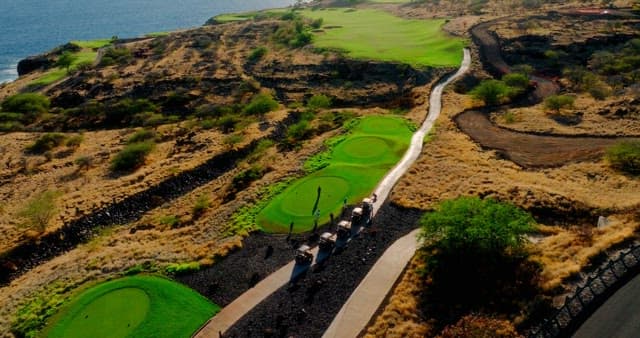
[192,195,211,218]
[159,215,180,228]
[606,141,640,175]
[74,155,93,170]
[99,47,133,66]
[11,282,69,338]
[1,93,50,121]
[26,133,67,154]
[223,133,244,149]
[64,134,83,148]
[247,139,275,162]
[438,315,522,338]
[110,141,154,172]
[231,165,267,193]
[17,190,61,232]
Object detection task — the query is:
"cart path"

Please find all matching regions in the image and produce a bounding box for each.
[322,48,471,338]
[193,49,470,337]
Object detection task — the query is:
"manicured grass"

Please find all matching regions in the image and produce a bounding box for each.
[300,8,464,67]
[257,116,412,233]
[30,69,68,86]
[213,13,257,23]
[71,39,112,49]
[31,47,102,86]
[44,276,219,338]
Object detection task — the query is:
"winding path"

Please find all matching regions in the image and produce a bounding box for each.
[323,48,471,338]
[193,49,471,337]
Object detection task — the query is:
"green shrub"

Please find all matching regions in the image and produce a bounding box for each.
[247,139,275,162]
[242,93,278,115]
[606,141,640,175]
[223,133,244,148]
[127,129,157,144]
[286,120,311,141]
[420,197,534,254]
[544,95,575,113]
[11,283,68,338]
[159,215,180,228]
[248,46,268,62]
[199,119,215,130]
[306,94,332,111]
[192,195,211,217]
[502,73,529,91]
[165,262,201,275]
[0,112,23,122]
[17,190,61,232]
[470,79,510,106]
[74,155,93,170]
[0,121,24,131]
[215,115,239,133]
[1,93,50,119]
[26,133,67,154]
[110,141,154,172]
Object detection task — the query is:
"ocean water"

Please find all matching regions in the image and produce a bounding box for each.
[0,0,296,83]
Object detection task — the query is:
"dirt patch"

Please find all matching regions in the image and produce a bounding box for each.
[454,109,633,168]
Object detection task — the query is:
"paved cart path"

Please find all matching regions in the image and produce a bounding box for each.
[193,48,470,338]
[323,48,471,338]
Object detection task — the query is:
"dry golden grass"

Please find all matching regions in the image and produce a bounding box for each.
[364,255,434,338]
[531,215,640,292]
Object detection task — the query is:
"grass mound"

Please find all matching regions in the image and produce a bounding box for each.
[300,8,464,67]
[44,276,218,338]
[257,115,412,233]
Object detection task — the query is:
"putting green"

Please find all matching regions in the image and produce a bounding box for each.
[257,115,412,233]
[44,276,219,338]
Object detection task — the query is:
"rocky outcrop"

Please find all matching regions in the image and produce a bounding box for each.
[17,55,53,76]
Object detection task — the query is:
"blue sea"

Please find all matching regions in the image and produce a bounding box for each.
[0,0,296,83]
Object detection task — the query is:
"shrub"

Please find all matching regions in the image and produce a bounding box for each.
[286,120,311,141]
[74,155,93,170]
[306,94,332,111]
[26,133,67,154]
[105,98,158,126]
[544,95,575,113]
[192,35,213,49]
[55,51,77,71]
[311,18,323,29]
[247,139,275,162]
[17,190,60,232]
[199,119,215,130]
[216,115,239,133]
[65,134,83,148]
[502,73,529,91]
[242,93,278,115]
[1,93,50,119]
[231,165,266,192]
[165,262,201,275]
[110,141,154,172]
[606,141,640,175]
[192,195,211,217]
[470,79,510,106]
[223,133,244,148]
[248,46,268,62]
[127,129,157,144]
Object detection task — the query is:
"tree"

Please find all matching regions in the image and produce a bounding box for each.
[420,197,534,256]
[606,141,640,175]
[470,79,510,106]
[18,190,60,232]
[55,51,77,72]
[544,95,575,113]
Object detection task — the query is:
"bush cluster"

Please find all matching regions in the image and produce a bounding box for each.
[242,93,279,115]
[99,47,133,66]
[470,72,530,106]
[26,133,67,154]
[165,262,201,275]
[0,93,50,129]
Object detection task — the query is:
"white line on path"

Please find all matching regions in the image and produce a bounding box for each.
[193,48,471,338]
[322,48,471,338]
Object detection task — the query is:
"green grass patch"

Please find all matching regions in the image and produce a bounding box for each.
[71,39,112,49]
[299,8,463,67]
[257,115,412,233]
[43,276,219,338]
[212,12,257,23]
[30,51,99,86]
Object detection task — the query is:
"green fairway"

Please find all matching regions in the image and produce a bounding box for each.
[257,115,412,233]
[44,276,219,338]
[71,39,112,49]
[300,8,464,67]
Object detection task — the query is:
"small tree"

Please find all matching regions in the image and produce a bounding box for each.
[606,141,640,175]
[470,79,510,106]
[306,94,332,112]
[544,95,575,113]
[18,190,60,232]
[55,52,77,72]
